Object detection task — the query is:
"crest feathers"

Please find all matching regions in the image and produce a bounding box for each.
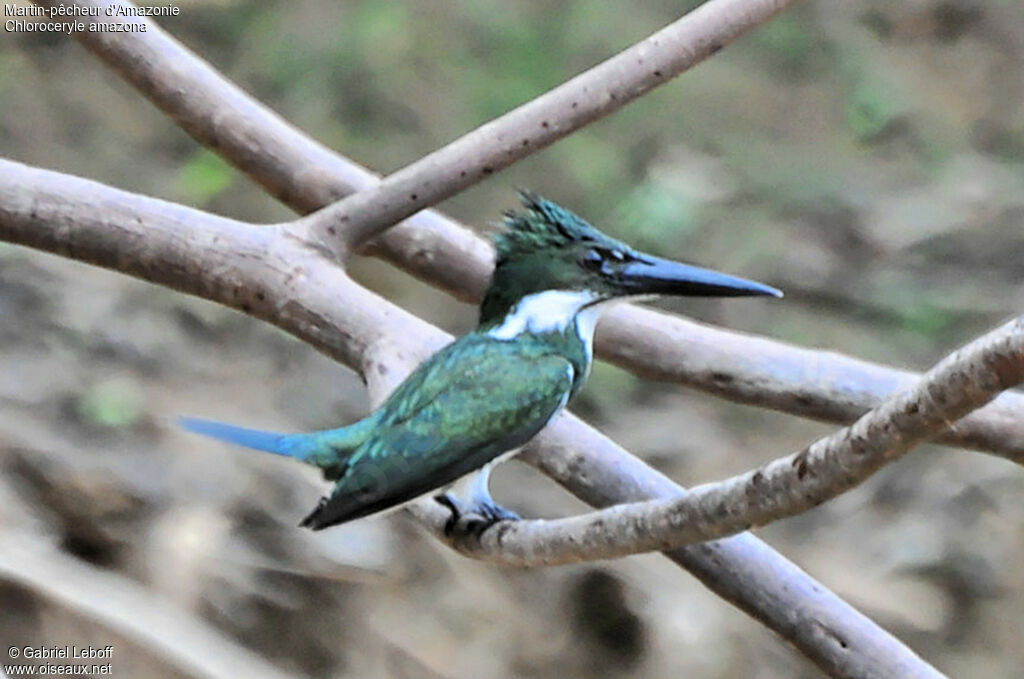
[492,191,605,262]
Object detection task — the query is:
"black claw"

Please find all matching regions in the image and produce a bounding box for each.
[434,493,460,536]
[464,518,488,537]
[434,492,519,538]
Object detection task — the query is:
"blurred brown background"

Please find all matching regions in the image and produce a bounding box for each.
[2,1,1024,677]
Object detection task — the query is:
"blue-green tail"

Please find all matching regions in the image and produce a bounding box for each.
[180,416,371,478]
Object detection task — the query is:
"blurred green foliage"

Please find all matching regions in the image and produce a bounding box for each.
[76,380,144,429]
[753,12,816,76]
[845,77,904,142]
[176,149,235,205]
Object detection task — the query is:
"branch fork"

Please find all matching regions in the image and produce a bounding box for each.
[6,1,1012,676]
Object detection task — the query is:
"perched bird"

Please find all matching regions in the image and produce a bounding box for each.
[182,193,781,532]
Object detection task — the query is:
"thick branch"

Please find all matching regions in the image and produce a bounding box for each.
[448,318,1024,565]
[601,306,1024,464]
[0,159,944,679]
[41,0,1024,464]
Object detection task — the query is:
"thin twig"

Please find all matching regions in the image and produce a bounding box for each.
[38,0,1024,464]
[0,159,945,679]
[289,0,802,250]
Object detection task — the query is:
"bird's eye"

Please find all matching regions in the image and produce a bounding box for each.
[582,249,603,270]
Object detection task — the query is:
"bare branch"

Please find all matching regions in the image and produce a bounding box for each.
[0,158,412,371]
[601,306,1024,465]
[290,0,802,250]
[0,159,945,679]
[445,317,1024,565]
[40,0,1024,465]
[34,0,494,295]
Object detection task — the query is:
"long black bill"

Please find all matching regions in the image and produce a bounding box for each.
[620,255,783,298]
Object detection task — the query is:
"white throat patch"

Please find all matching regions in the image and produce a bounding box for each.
[487,290,613,360]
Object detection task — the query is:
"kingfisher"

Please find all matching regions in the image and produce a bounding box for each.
[181,193,781,532]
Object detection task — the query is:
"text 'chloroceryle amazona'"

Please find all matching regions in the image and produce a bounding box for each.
[181,193,782,532]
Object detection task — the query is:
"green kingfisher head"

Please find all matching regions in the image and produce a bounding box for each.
[480,192,781,332]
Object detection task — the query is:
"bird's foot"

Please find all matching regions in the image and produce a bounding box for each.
[434,492,520,538]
